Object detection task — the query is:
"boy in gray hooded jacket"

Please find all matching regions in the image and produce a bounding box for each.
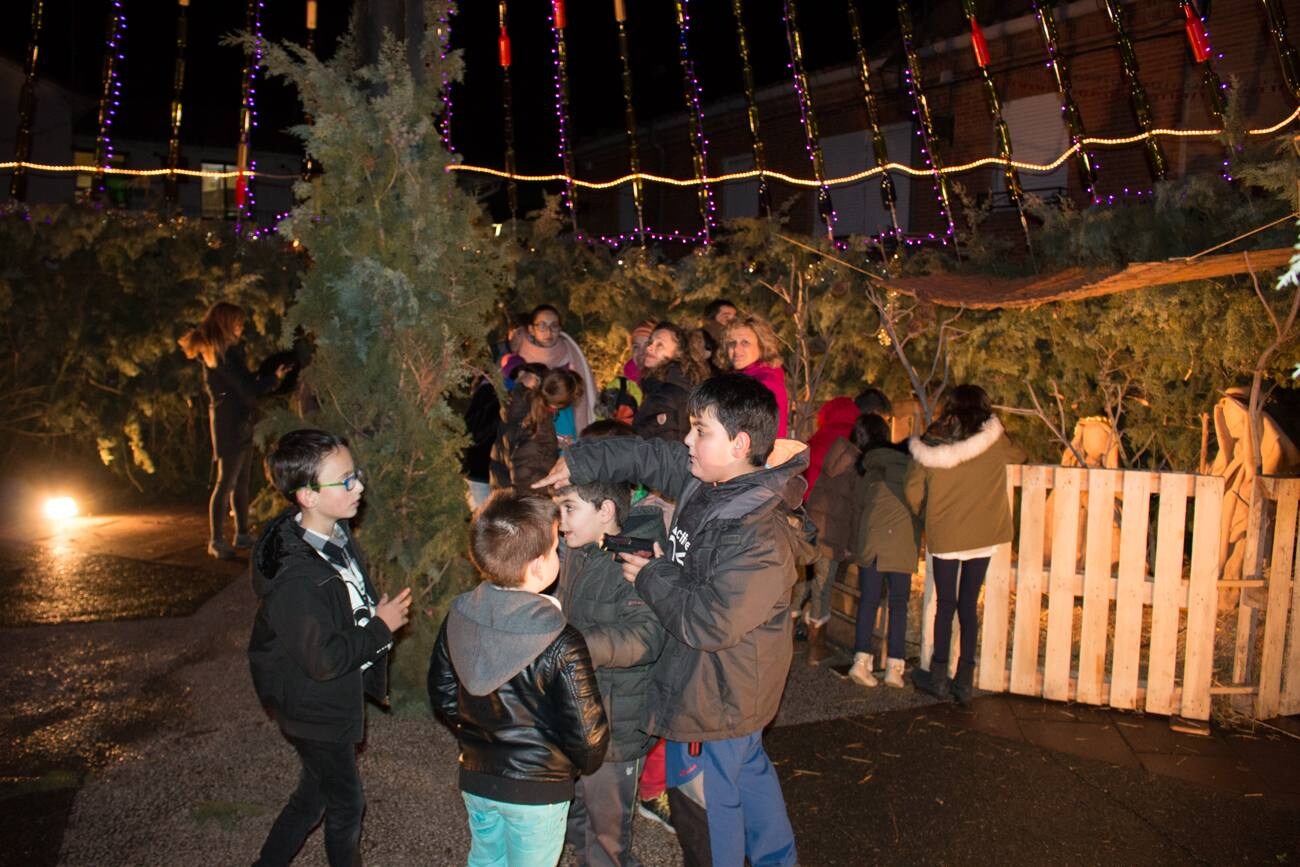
[428,490,609,867]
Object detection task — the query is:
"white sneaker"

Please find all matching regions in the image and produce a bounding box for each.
[848,652,878,688]
[884,657,906,688]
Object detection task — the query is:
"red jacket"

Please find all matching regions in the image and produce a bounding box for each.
[804,397,860,500]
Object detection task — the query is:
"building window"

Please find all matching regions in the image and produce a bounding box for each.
[201,162,239,219]
[720,153,759,221]
[991,92,1070,207]
[820,124,911,240]
[73,149,128,206]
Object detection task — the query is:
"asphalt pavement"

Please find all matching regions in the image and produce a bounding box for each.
[2,509,1298,866]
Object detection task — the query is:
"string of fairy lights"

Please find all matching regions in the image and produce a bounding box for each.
[5,0,1300,250]
[4,104,1299,185]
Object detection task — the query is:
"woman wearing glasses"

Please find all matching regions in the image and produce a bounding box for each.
[179,302,291,559]
[510,305,598,438]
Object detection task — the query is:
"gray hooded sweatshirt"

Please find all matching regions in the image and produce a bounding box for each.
[446,583,565,695]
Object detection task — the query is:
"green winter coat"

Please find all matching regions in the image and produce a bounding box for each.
[905,416,1026,555]
[553,505,667,762]
[851,446,922,575]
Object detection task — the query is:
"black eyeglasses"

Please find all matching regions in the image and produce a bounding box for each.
[302,468,365,493]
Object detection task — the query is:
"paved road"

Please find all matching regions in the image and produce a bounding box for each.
[3,510,1299,865]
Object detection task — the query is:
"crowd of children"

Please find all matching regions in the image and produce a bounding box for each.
[242,297,1022,866]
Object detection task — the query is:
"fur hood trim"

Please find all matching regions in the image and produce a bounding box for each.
[909,416,1003,469]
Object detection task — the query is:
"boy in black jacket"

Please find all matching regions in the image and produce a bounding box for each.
[535,374,812,867]
[247,429,412,866]
[553,477,667,865]
[428,490,609,867]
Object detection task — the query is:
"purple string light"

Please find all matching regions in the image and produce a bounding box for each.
[674,0,717,243]
[781,0,835,239]
[549,2,578,232]
[897,1,957,254]
[235,0,265,232]
[436,2,457,152]
[93,0,128,200]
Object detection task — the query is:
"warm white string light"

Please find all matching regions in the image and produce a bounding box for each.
[4,105,1296,190]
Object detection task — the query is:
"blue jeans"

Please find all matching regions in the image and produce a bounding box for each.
[462,792,569,867]
[855,560,910,660]
[930,556,990,670]
[666,734,797,867]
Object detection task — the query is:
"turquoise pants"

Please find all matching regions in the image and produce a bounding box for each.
[462,792,570,867]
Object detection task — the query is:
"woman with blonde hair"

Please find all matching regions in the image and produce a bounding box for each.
[179,302,290,559]
[723,313,789,437]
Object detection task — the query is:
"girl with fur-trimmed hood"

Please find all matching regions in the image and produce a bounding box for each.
[905,385,1025,705]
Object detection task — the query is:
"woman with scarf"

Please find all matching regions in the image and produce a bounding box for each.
[510,305,598,440]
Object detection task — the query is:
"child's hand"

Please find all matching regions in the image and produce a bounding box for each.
[618,541,663,584]
[376,587,413,633]
[532,457,570,490]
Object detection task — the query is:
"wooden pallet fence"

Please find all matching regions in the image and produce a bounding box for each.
[1242,477,1300,718]
[828,466,1228,722]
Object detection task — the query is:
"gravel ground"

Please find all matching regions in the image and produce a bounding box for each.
[48,578,932,866]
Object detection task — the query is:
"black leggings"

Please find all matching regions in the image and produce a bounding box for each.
[209,448,252,545]
[929,555,990,670]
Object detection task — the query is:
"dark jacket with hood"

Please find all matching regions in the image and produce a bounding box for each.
[428,584,609,805]
[633,361,694,444]
[247,508,393,744]
[489,387,559,491]
[804,436,860,560]
[804,397,860,496]
[553,505,667,762]
[565,435,815,742]
[205,343,280,459]
[852,445,922,574]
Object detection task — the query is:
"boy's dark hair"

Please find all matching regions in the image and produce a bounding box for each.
[581,418,636,438]
[267,429,349,503]
[687,373,777,467]
[554,480,631,529]
[703,298,737,321]
[854,387,893,417]
[470,490,559,588]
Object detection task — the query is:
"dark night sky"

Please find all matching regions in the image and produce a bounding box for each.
[0,0,981,208]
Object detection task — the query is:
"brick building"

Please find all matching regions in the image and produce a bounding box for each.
[572,0,1300,246]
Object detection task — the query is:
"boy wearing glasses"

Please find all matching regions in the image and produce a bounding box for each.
[248,429,412,866]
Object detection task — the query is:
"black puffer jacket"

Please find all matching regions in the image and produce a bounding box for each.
[247,508,392,744]
[633,362,694,443]
[204,343,279,458]
[553,505,667,762]
[428,583,609,805]
[566,436,815,742]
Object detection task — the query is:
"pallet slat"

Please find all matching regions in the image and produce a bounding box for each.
[1180,475,1223,721]
[1044,468,1082,701]
[978,471,1017,692]
[1146,473,1190,716]
[1257,478,1300,718]
[1110,472,1152,710]
[1010,466,1050,695]
[1078,469,1118,705]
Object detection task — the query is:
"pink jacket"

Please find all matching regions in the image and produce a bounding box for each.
[739,362,789,438]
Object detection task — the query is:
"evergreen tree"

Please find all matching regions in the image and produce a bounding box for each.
[257,2,506,706]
